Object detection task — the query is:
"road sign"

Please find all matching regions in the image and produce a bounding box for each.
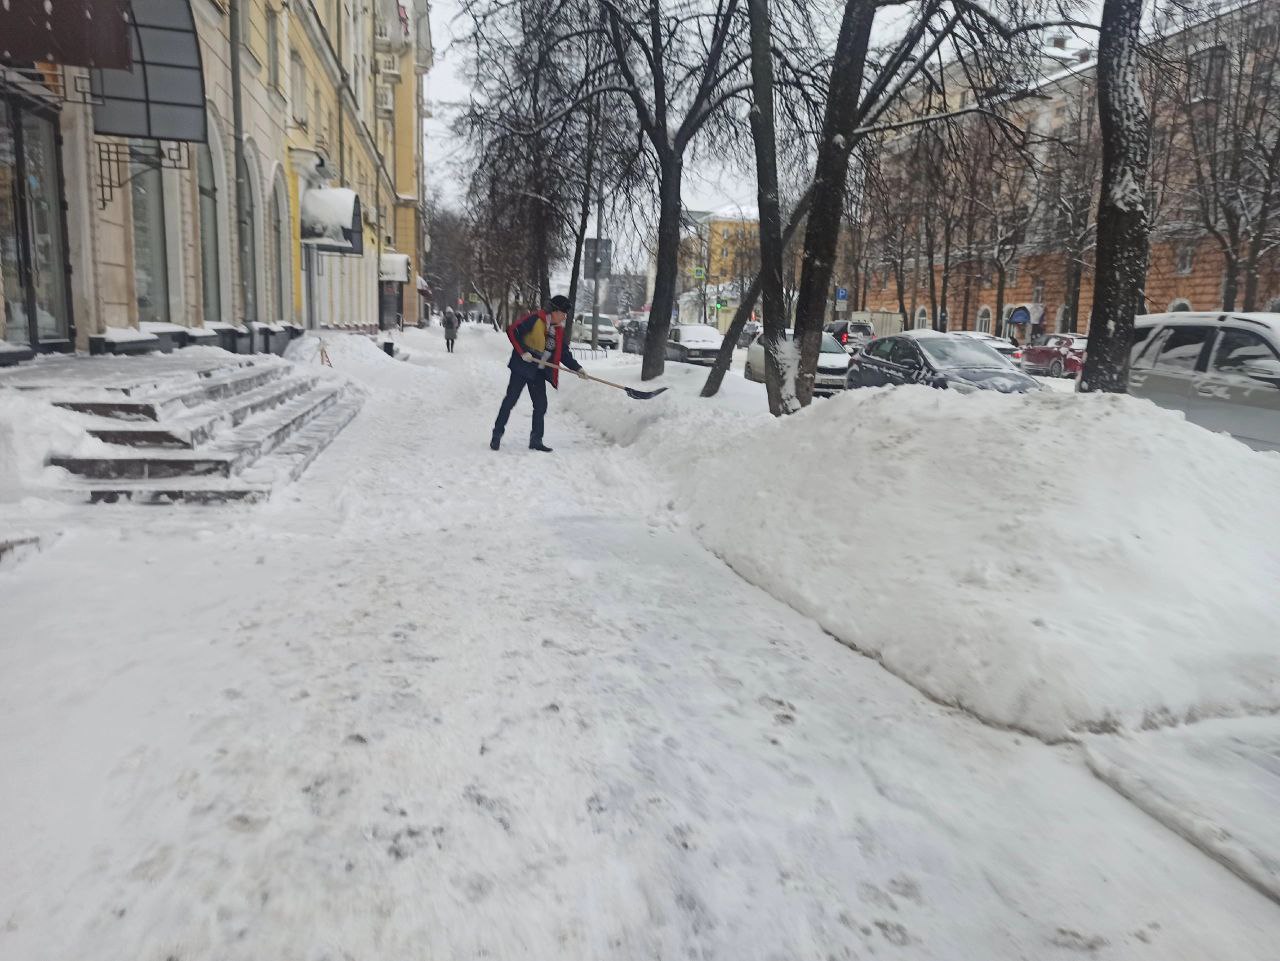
[692,266,706,280]
[584,238,613,280]
[836,287,849,301]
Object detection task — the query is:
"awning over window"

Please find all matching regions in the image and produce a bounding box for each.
[301,187,365,256]
[1,0,131,68]
[89,0,206,142]
[380,253,411,283]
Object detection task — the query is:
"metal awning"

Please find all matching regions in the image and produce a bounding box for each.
[301,187,365,256]
[380,253,411,283]
[89,0,206,142]
[1,0,131,68]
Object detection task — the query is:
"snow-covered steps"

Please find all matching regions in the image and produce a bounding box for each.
[82,372,320,448]
[2,350,364,504]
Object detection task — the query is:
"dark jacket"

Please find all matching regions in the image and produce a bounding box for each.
[505,311,581,388]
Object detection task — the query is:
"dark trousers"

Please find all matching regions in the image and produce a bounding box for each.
[492,370,548,445]
[445,336,456,353]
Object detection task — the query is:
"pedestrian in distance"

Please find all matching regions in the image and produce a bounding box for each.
[443,308,459,353]
[491,294,588,453]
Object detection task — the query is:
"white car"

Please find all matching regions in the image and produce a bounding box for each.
[953,330,1025,367]
[571,313,621,350]
[573,313,622,350]
[744,330,851,395]
[1130,312,1280,452]
[666,324,724,365]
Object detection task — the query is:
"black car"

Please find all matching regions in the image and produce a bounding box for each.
[849,332,1040,393]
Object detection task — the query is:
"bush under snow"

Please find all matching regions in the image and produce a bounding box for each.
[561,360,1280,741]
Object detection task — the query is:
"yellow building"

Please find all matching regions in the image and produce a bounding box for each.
[1,0,434,363]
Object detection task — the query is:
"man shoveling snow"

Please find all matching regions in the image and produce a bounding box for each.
[491,295,587,453]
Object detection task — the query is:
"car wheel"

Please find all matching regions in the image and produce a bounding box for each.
[1049,358,1064,377]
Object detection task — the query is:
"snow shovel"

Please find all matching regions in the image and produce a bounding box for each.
[531,358,668,400]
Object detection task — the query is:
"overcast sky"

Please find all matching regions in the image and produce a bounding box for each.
[421,0,757,223]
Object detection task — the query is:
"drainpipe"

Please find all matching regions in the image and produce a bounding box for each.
[229,0,252,350]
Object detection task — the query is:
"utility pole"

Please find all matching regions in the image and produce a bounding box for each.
[590,186,604,350]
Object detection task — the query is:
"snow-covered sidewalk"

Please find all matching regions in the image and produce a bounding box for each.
[1,327,1278,959]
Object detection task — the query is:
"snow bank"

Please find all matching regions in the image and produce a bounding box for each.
[562,363,1280,740]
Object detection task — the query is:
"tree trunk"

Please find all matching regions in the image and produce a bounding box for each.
[642,155,683,380]
[894,261,908,327]
[1220,258,1239,311]
[1063,255,1084,333]
[995,266,1007,338]
[924,218,938,330]
[789,0,876,407]
[746,0,790,415]
[1080,0,1151,393]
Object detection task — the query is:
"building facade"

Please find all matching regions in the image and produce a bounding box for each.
[0,0,432,365]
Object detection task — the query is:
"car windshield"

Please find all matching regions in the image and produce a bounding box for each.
[820,333,844,353]
[917,335,1010,369]
[850,324,874,336]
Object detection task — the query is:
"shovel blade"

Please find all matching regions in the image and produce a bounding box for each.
[624,386,669,400]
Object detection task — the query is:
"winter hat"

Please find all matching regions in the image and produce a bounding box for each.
[548,295,573,313]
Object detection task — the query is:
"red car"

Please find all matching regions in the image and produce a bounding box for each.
[1021,334,1087,377]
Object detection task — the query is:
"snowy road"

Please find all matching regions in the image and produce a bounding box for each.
[2,327,1277,959]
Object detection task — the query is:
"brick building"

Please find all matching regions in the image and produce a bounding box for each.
[852,1,1280,338]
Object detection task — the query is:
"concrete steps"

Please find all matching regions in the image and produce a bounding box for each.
[17,354,363,504]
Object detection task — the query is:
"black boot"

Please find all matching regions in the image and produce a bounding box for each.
[490,435,501,451]
[529,442,553,453]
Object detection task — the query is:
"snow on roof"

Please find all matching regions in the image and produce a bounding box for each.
[379,252,411,282]
[301,188,359,246]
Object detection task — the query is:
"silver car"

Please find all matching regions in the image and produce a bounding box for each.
[1130,312,1280,452]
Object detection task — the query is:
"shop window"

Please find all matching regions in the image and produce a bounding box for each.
[129,143,170,325]
[197,142,222,323]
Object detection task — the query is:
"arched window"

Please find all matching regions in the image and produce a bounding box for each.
[197,142,221,324]
[267,181,285,325]
[915,307,929,329]
[237,154,257,322]
[976,306,992,333]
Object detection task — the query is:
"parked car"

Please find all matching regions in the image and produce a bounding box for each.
[1021,333,1087,377]
[744,330,852,396]
[850,330,1041,393]
[621,319,648,354]
[826,320,876,352]
[738,320,762,348]
[570,313,621,350]
[952,330,1025,367]
[1128,312,1280,452]
[666,324,724,365]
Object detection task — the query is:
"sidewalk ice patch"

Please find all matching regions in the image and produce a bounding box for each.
[1087,718,1280,903]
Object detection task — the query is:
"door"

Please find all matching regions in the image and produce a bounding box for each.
[858,337,896,386]
[1,96,72,350]
[1188,326,1280,451]
[1128,323,1215,417]
[129,144,169,325]
[887,338,926,385]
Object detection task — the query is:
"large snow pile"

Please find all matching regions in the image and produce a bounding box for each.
[562,361,1280,740]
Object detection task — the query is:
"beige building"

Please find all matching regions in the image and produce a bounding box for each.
[0,0,433,364]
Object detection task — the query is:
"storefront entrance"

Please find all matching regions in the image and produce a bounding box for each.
[1,93,74,354]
